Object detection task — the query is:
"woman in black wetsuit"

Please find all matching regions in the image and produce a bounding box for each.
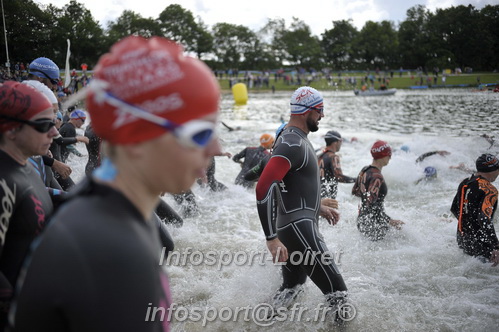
[0,82,58,329]
[352,140,404,241]
[10,36,222,332]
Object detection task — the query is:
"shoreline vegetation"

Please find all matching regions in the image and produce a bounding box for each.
[215,72,499,92]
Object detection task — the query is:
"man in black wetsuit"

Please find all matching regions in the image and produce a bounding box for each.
[451,153,499,265]
[233,133,273,188]
[59,109,87,163]
[0,82,57,329]
[318,130,356,199]
[255,86,348,315]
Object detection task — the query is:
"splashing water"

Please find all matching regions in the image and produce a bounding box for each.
[69,88,499,331]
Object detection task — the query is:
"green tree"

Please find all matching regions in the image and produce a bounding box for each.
[158,5,213,58]
[321,20,359,70]
[259,18,286,66]
[211,23,257,69]
[190,19,214,59]
[355,20,398,69]
[275,18,322,68]
[429,5,490,70]
[479,5,499,70]
[398,5,433,69]
[0,0,54,65]
[107,10,162,41]
[54,1,106,68]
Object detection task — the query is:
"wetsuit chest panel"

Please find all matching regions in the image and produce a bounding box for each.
[0,151,52,287]
[273,128,320,216]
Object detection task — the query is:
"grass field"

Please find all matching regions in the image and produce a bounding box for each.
[216,72,499,92]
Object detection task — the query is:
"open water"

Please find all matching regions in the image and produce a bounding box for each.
[71,88,498,332]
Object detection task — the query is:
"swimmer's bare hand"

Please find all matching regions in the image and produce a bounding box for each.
[266,238,288,263]
[320,205,340,225]
[76,135,90,144]
[52,160,72,179]
[490,250,499,267]
[321,198,339,209]
[389,219,405,230]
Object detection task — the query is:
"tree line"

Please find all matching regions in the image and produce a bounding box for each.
[2,0,498,72]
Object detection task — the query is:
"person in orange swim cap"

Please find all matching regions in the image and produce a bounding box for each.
[10,36,222,332]
[233,133,274,188]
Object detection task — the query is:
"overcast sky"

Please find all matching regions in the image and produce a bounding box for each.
[35,0,496,36]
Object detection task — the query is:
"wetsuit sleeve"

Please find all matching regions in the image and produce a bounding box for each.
[332,154,356,183]
[416,151,439,163]
[244,156,268,182]
[232,148,247,163]
[53,135,77,146]
[450,181,465,219]
[255,156,291,240]
[41,155,54,167]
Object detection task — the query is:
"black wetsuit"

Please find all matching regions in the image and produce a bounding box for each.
[256,127,347,300]
[352,165,391,241]
[233,146,270,188]
[84,124,101,176]
[50,135,78,163]
[318,149,355,199]
[155,198,183,227]
[57,122,78,190]
[58,122,77,163]
[9,177,171,331]
[0,150,53,329]
[204,157,227,192]
[450,174,499,259]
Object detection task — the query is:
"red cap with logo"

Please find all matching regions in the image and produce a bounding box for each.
[0,81,52,133]
[86,36,220,145]
[371,140,392,159]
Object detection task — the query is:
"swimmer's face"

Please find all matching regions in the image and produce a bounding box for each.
[14,108,59,158]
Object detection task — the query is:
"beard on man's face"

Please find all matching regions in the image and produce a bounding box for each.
[306,114,319,132]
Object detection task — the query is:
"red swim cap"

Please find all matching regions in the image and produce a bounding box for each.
[0,81,52,133]
[86,36,220,145]
[371,140,392,159]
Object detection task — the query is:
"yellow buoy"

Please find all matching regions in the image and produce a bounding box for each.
[232,83,248,105]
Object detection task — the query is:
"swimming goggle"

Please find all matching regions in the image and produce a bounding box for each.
[29,69,60,85]
[0,115,56,133]
[290,103,324,116]
[92,86,216,149]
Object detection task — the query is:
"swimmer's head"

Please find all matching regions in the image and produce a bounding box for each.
[400,145,410,153]
[371,140,392,160]
[260,133,274,149]
[289,86,323,115]
[0,82,53,133]
[476,153,499,173]
[424,166,437,179]
[85,35,220,145]
[325,130,342,146]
